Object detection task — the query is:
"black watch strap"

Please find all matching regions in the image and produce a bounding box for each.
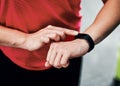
[75,33,95,52]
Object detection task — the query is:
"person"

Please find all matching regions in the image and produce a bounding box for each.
[0,1,83,86]
[0,0,119,86]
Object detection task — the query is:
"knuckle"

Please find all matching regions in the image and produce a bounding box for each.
[44,38,50,43]
[60,31,64,36]
[49,62,54,65]
[60,59,67,65]
[54,63,60,68]
[45,25,52,30]
[40,36,49,42]
[47,25,52,28]
[52,33,57,38]
[27,47,35,51]
[40,36,44,41]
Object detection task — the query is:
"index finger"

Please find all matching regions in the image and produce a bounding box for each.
[49,25,79,36]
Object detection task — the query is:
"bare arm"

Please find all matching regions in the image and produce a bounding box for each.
[0,25,78,51]
[0,25,26,48]
[45,0,120,68]
[84,0,120,45]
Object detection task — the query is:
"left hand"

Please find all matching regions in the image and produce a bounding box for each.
[45,39,89,68]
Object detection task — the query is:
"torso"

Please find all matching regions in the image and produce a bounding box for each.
[0,0,81,70]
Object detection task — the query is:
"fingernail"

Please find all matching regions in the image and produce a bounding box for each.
[74,31,79,35]
[45,62,50,67]
[62,63,69,68]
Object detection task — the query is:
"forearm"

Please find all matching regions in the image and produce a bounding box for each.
[0,25,26,48]
[0,25,78,51]
[84,0,120,45]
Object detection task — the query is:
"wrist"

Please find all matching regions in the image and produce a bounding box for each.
[10,31,27,48]
[75,33,95,52]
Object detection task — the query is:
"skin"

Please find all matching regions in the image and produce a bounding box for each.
[0,0,120,69]
[0,25,78,51]
[45,0,120,68]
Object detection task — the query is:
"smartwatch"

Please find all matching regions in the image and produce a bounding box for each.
[75,33,95,52]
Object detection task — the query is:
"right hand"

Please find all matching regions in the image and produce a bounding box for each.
[18,25,78,51]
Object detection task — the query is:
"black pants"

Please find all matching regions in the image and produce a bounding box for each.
[0,50,82,86]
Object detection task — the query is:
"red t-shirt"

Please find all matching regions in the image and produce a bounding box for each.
[0,0,82,70]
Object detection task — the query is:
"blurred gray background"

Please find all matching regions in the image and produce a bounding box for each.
[79,0,120,86]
